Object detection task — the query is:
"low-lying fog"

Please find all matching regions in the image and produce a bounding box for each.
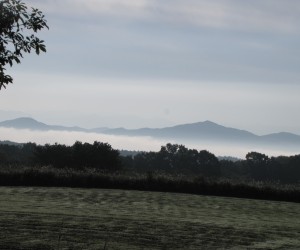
[1,128,299,158]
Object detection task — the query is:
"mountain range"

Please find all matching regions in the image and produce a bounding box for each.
[1,117,300,148]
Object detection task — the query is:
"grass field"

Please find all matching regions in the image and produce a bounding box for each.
[0,187,299,249]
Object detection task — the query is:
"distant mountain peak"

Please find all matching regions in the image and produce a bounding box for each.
[203,120,215,124]
[174,120,219,128]
[202,120,220,126]
[0,117,91,133]
[15,117,35,120]
[0,117,47,129]
[10,117,42,123]
[1,117,39,123]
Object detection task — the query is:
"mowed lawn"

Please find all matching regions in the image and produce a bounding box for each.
[0,187,299,250]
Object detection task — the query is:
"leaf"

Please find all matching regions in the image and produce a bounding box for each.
[14,57,20,63]
[40,45,46,52]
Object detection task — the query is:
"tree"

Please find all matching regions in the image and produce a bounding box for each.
[246,151,269,180]
[0,0,48,89]
[70,141,121,170]
[197,150,220,176]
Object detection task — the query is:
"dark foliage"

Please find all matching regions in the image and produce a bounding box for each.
[0,0,48,89]
[0,141,121,170]
[0,142,300,202]
[126,143,221,176]
[0,142,36,165]
[0,142,299,183]
[34,141,121,170]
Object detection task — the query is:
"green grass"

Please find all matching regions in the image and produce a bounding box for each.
[0,187,299,249]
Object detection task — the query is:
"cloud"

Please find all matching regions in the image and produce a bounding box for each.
[27,0,150,20]
[1,128,299,158]
[0,128,166,152]
[172,0,300,33]
[28,0,300,34]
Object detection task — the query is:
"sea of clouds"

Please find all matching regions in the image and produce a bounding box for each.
[1,128,299,159]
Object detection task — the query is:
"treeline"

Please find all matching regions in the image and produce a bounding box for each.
[0,142,300,184]
[123,145,300,183]
[0,141,300,202]
[122,143,220,176]
[0,141,120,170]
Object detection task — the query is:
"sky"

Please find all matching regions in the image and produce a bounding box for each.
[1,0,300,136]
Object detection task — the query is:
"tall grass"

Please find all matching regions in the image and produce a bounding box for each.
[0,165,299,202]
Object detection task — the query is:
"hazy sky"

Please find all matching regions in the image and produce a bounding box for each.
[1,0,300,135]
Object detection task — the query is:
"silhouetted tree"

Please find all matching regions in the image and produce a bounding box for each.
[34,141,121,170]
[89,141,121,170]
[246,151,269,180]
[132,152,158,171]
[0,142,36,165]
[286,155,300,182]
[197,150,220,176]
[72,141,121,170]
[0,151,8,164]
[35,143,72,168]
[0,0,48,89]
[129,144,220,176]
